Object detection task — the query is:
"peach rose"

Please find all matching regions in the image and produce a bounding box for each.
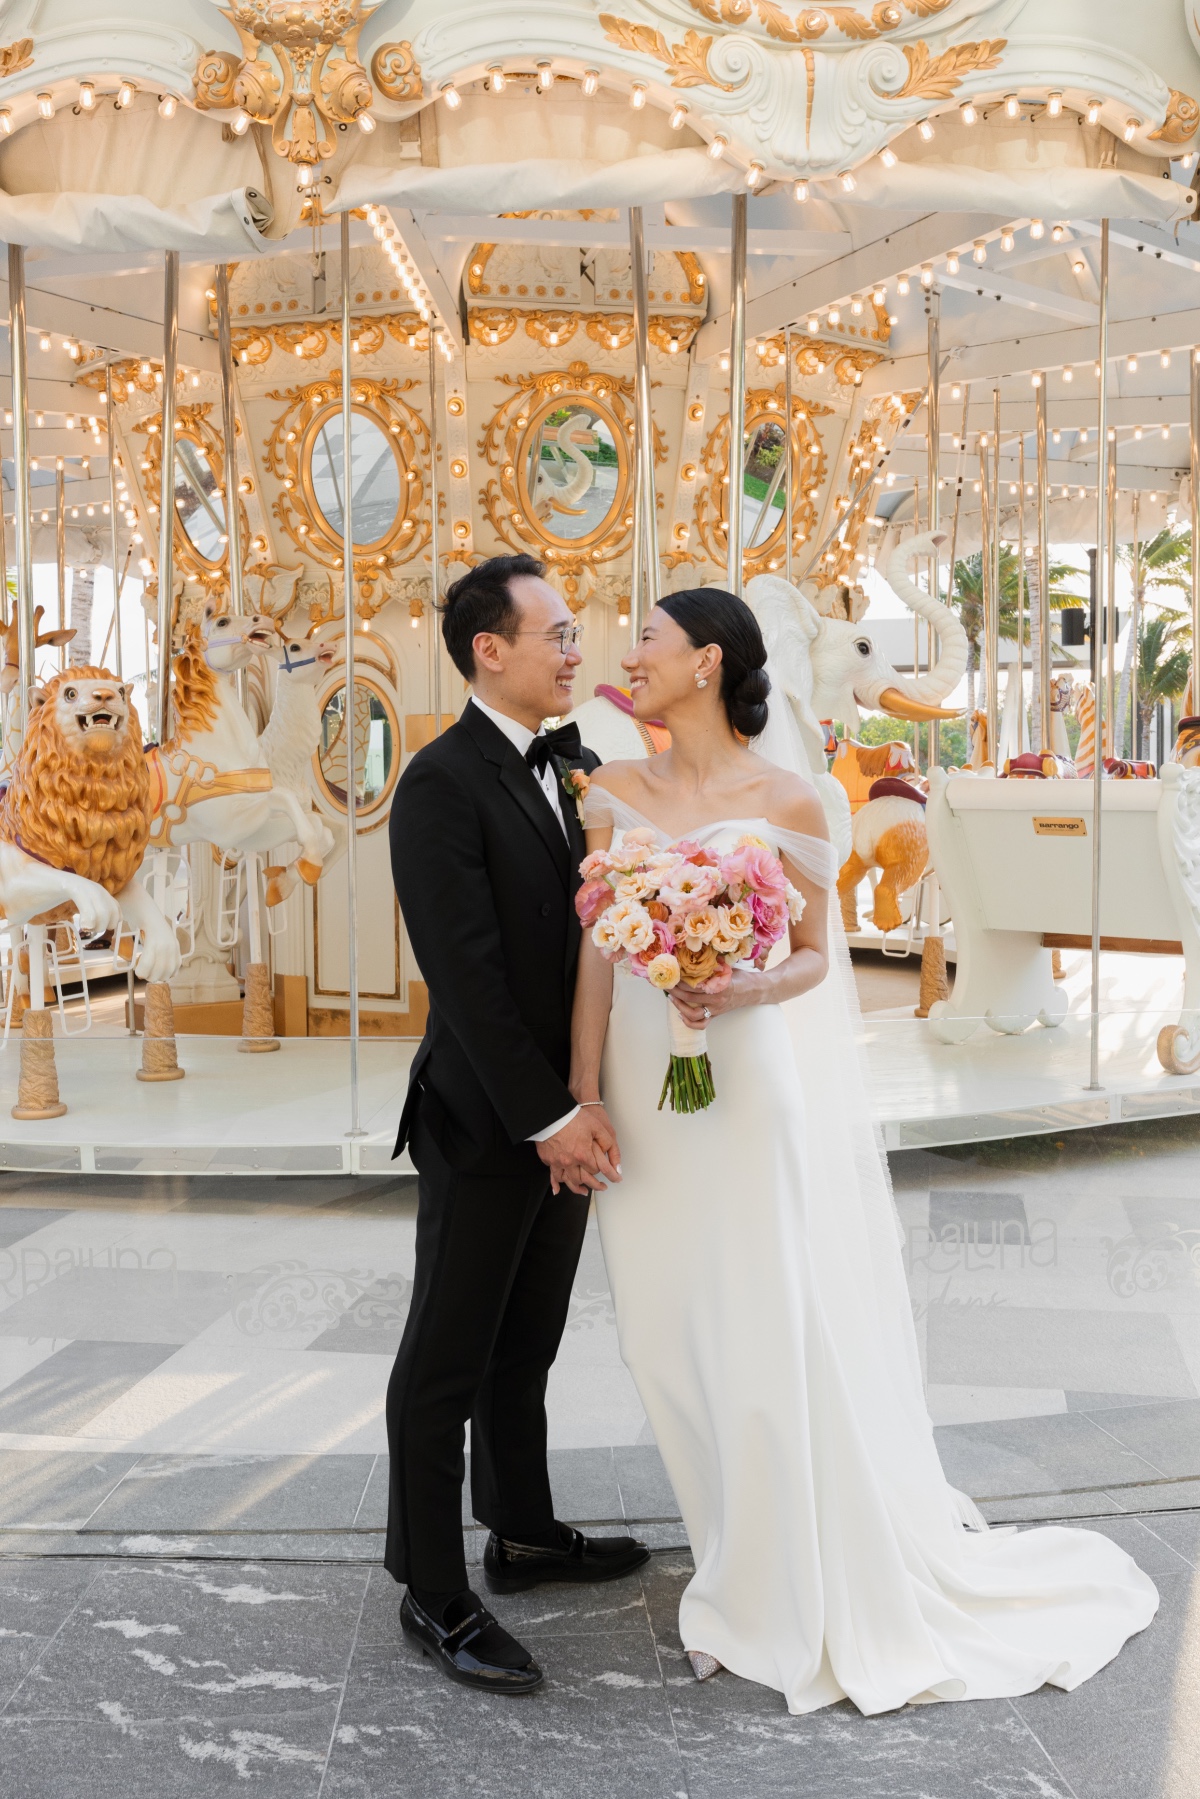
[679,905,720,951]
[613,869,657,902]
[579,848,614,881]
[675,941,719,987]
[592,914,622,957]
[785,882,806,924]
[645,953,681,990]
[609,899,656,954]
[710,905,746,957]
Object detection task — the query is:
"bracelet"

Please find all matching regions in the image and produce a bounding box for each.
[577,1099,605,1108]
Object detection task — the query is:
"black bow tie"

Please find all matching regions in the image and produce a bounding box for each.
[525,722,583,777]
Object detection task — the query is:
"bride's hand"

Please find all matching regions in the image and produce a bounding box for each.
[670,968,760,1029]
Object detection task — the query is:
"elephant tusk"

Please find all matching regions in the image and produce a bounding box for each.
[877,687,964,722]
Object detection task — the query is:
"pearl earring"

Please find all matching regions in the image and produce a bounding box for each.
[695,675,708,689]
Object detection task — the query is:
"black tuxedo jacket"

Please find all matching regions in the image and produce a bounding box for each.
[390,701,600,1172]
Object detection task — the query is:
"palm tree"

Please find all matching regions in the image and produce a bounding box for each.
[950,547,1084,713]
[1133,610,1190,758]
[1117,527,1191,753]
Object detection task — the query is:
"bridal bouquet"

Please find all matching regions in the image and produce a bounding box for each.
[576,828,805,1114]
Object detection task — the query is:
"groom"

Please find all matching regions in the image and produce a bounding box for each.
[386,553,648,1694]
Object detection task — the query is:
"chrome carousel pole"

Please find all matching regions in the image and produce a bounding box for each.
[340,209,363,1136]
[784,323,793,585]
[1036,374,1051,751]
[216,266,245,616]
[156,251,179,748]
[8,246,33,724]
[926,298,941,769]
[727,191,748,595]
[1105,426,1118,758]
[104,364,123,680]
[1191,344,1200,719]
[978,434,992,758]
[628,204,657,631]
[427,326,443,735]
[1016,433,1025,755]
[1130,492,1140,757]
[55,458,65,667]
[1088,220,1111,1093]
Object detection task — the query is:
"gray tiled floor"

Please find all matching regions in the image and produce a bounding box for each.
[1,1526,1193,1799]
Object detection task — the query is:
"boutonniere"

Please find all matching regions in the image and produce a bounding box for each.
[560,763,590,826]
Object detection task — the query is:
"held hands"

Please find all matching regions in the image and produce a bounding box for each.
[669,967,761,1031]
[537,1104,622,1196]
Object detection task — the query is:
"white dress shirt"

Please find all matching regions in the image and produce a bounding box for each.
[470,696,580,1145]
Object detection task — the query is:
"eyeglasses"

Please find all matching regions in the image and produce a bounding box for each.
[519,624,584,653]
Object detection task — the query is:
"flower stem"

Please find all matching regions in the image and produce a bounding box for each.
[657,1053,716,1113]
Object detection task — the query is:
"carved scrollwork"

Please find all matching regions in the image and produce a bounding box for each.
[873,35,1006,99]
[695,387,829,578]
[371,39,424,101]
[1149,88,1200,143]
[0,38,33,80]
[599,16,741,88]
[135,404,249,592]
[264,376,431,613]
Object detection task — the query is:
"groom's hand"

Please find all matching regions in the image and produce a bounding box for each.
[537,1107,622,1196]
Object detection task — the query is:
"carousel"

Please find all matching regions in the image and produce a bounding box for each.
[0,0,1198,1172]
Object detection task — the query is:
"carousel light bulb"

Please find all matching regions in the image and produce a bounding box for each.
[794,179,809,202]
[1124,118,1140,141]
[1001,229,1015,252]
[880,145,898,168]
[973,239,987,263]
[440,83,461,110]
[582,69,600,97]
[920,263,934,287]
[1051,223,1066,242]
[1134,426,1143,439]
[537,62,554,91]
[950,383,962,400]
[746,162,765,188]
[1063,364,1073,381]
[872,285,886,304]
[708,134,728,158]
[669,102,689,129]
[78,82,95,111]
[36,92,53,120]
[897,274,910,294]
[356,110,376,134]
[230,108,250,135]
[1086,99,1102,124]
[1164,423,1171,438]
[1047,92,1063,117]
[850,294,863,315]
[488,66,506,92]
[159,93,178,119]
[0,110,12,134]
[35,413,43,427]
[1030,218,1045,238]
[806,315,818,333]
[1126,354,1138,373]
[1053,428,1061,442]
[827,306,840,325]
[38,334,49,351]
[629,84,647,110]
[1160,347,1172,369]
[1079,426,1088,441]
[917,118,934,142]
[960,100,977,125]
[1183,152,1198,171]
[117,80,135,108]
[1031,371,1042,387]
[945,252,960,273]
[1004,93,1020,119]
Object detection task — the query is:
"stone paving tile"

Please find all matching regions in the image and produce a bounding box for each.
[935,1410,1163,1500]
[85,1454,376,1533]
[323,1630,684,1799]
[1085,1398,1200,1479]
[0,1710,337,1797]
[613,1444,678,1521]
[1010,1565,1200,1799]
[0,1342,177,1436]
[0,1558,101,1708]
[0,1452,140,1530]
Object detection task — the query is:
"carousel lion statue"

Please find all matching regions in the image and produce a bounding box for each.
[0,666,180,981]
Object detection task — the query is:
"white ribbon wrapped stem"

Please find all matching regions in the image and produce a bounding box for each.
[668,996,708,1059]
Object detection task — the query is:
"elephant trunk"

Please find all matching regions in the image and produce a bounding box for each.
[881,530,969,709]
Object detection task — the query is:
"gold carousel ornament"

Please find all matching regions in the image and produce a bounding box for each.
[192,1,380,170]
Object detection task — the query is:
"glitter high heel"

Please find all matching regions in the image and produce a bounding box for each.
[687,1650,722,1682]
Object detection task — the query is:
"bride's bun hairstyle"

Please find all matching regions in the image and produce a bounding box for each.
[658,587,771,739]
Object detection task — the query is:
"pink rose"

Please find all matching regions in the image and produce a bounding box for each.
[632,918,676,976]
[750,890,789,950]
[672,839,720,868]
[659,861,722,913]
[579,849,613,881]
[575,879,613,927]
[721,844,787,899]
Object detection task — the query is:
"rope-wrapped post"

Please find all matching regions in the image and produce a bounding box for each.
[916,935,950,1018]
[137,979,185,1082]
[11,1007,67,1119]
[240,962,280,1053]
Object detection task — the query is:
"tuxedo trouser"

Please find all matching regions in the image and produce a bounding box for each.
[384,1110,590,1591]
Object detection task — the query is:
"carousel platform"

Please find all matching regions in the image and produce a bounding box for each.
[0,952,1193,1173]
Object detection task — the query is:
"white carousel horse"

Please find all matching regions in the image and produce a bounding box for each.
[147,607,335,885]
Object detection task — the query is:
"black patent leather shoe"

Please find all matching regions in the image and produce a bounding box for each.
[400,1591,543,1694]
[483,1525,651,1593]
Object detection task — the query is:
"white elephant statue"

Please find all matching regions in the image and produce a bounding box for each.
[567,533,967,864]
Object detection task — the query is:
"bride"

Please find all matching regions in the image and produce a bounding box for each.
[569,585,1157,1717]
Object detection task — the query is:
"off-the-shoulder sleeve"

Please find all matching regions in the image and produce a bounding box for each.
[772,826,838,890]
[583,786,668,842]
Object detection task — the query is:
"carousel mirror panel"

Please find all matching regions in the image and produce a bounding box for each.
[518,398,624,546]
[174,437,226,564]
[695,389,830,580]
[308,407,403,547]
[315,677,399,820]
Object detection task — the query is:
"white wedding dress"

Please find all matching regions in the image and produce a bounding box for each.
[586,784,1158,1717]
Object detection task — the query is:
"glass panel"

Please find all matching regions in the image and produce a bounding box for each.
[310,411,401,545]
[317,683,396,813]
[739,418,787,550]
[525,402,620,542]
[174,439,226,561]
